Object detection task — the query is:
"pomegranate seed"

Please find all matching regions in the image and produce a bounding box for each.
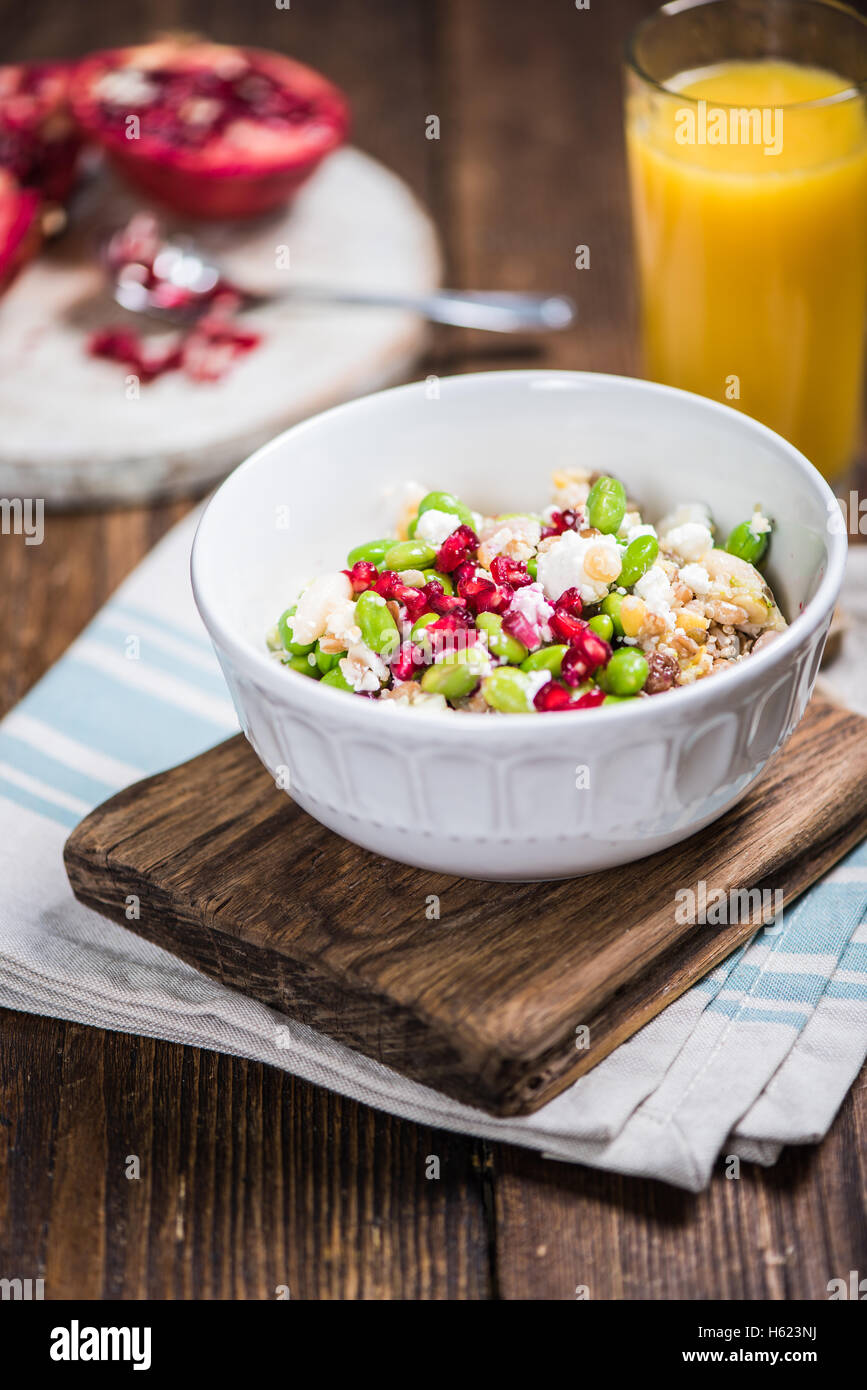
[390,642,419,681]
[457,576,510,615]
[560,646,593,687]
[394,584,428,622]
[434,524,479,573]
[573,628,611,670]
[429,591,469,618]
[573,687,606,709]
[533,681,573,712]
[346,560,378,593]
[555,587,583,617]
[548,610,587,645]
[540,509,582,540]
[502,607,541,651]
[374,570,402,599]
[490,556,532,588]
[452,560,476,587]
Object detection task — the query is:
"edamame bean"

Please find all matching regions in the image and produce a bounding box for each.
[417,490,476,529]
[521,644,568,676]
[527,556,538,581]
[586,476,627,535]
[588,614,614,642]
[475,611,528,664]
[422,569,454,594]
[278,606,315,657]
[410,611,439,642]
[602,694,636,706]
[285,654,320,678]
[347,538,394,568]
[481,667,534,713]
[726,519,769,566]
[320,666,354,692]
[600,591,625,637]
[355,589,400,657]
[597,648,649,696]
[420,647,485,700]
[383,539,438,572]
[314,641,342,675]
[618,534,659,588]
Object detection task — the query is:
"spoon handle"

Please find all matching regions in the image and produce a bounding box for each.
[284,286,576,332]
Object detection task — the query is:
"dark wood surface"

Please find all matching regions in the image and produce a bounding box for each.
[64,702,867,1116]
[1,0,866,1299]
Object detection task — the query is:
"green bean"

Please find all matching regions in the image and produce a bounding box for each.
[475,611,528,664]
[355,589,400,657]
[320,666,354,692]
[586,476,627,535]
[422,569,454,594]
[347,538,395,568]
[597,648,649,696]
[619,534,659,588]
[417,490,476,529]
[481,667,534,713]
[285,654,321,679]
[520,644,568,676]
[726,518,770,566]
[278,606,315,657]
[587,614,614,642]
[600,591,625,637]
[420,647,485,700]
[383,539,438,572]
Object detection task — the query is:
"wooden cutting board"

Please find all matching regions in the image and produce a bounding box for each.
[63,698,867,1117]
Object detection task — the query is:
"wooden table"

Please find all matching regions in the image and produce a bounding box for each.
[1,0,865,1300]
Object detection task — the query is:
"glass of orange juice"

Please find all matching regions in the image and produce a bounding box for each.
[625,0,867,480]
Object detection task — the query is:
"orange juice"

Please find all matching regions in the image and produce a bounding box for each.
[626,59,867,478]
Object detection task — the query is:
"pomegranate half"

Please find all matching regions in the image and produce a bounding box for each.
[0,168,41,294]
[70,38,350,220]
[0,61,82,203]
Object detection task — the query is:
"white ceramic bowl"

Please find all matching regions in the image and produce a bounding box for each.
[192,370,846,880]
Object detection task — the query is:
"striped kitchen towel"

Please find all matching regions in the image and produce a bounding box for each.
[0,513,865,1191]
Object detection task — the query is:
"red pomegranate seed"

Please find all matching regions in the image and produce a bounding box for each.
[374,570,402,599]
[533,681,573,712]
[502,607,541,651]
[560,646,594,686]
[540,508,582,540]
[395,584,428,622]
[573,687,606,709]
[574,628,611,669]
[452,560,476,587]
[490,556,532,588]
[390,642,419,681]
[429,591,469,618]
[434,524,479,573]
[457,576,510,615]
[346,560,378,593]
[548,609,587,645]
[555,587,583,617]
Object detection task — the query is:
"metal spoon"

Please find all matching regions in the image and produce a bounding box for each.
[109,237,576,333]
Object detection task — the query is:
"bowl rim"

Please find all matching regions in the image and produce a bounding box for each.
[191,368,847,737]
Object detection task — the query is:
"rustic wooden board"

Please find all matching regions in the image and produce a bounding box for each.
[63,698,867,1118]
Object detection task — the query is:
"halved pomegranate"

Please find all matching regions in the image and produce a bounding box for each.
[0,61,82,203]
[0,168,40,294]
[70,38,350,220]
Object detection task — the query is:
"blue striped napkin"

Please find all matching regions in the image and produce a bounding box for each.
[1,511,865,1191]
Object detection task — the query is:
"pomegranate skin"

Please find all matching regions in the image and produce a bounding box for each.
[70,41,350,220]
[0,169,40,294]
[0,61,82,204]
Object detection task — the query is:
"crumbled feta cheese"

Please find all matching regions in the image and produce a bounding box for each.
[661,521,714,563]
[536,531,622,604]
[290,571,353,646]
[524,669,552,701]
[656,501,713,536]
[339,641,388,692]
[635,563,676,628]
[323,597,361,648]
[749,509,772,535]
[626,522,657,543]
[509,582,554,641]
[678,563,712,596]
[415,508,460,548]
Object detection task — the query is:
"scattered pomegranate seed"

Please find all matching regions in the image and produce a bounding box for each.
[452,560,476,587]
[390,642,420,681]
[533,681,574,712]
[573,626,612,670]
[548,610,587,645]
[490,556,532,588]
[346,560,378,593]
[434,524,479,573]
[457,576,510,615]
[560,647,594,686]
[540,508,582,540]
[572,687,606,709]
[374,571,402,599]
[555,587,584,617]
[503,607,541,651]
[428,591,469,618]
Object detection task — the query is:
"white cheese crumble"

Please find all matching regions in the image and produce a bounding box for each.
[660,521,714,563]
[509,582,554,641]
[525,669,552,701]
[626,521,658,543]
[415,508,460,548]
[656,502,713,536]
[339,641,388,692]
[289,571,353,647]
[536,531,622,605]
[749,509,771,535]
[678,563,712,596]
[634,563,676,628]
